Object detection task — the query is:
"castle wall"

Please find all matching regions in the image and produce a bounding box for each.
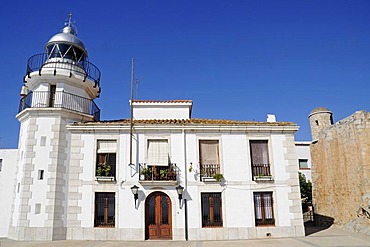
[310,111,370,229]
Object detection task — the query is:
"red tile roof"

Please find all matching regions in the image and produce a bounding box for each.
[132,100,192,103]
[71,118,296,126]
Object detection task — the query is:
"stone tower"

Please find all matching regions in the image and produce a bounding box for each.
[9,15,101,240]
[308,107,333,141]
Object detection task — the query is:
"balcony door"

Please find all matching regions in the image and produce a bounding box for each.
[145,191,172,240]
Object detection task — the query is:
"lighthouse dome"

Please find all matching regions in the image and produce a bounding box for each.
[45,14,88,62]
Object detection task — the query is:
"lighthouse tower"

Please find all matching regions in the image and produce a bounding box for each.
[9,15,101,240]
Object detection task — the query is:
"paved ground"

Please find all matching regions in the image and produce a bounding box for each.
[1,225,370,247]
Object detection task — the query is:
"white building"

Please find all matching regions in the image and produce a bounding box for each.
[295,142,311,182]
[0,149,18,237]
[5,16,304,241]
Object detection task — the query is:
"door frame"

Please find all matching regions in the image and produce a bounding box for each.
[145,191,173,240]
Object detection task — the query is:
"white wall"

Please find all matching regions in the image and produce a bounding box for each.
[0,149,18,237]
[295,142,311,181]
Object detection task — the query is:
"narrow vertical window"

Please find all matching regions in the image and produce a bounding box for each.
[40,136,46,146]
[0,159,2,171]
[38,170,44,180]
[254,192,275,226]
[250,140,271,179]
[95,192,115,227]
[201,193,222,227]
[48,85,56,107]
[199,140,220,178]
[35,203,41,214]
[96,140,116,178]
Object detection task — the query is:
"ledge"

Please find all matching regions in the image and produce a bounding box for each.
[202,177,223,183]
[139,180,178,186]
[254,176,274,182]
[95,176,116,182]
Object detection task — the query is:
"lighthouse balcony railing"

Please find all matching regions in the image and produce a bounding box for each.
[19,91,100,121]
[26,53,101,87]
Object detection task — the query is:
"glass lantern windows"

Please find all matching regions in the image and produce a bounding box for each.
[46,43,86,62]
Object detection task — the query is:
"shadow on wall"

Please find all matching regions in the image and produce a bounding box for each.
[305,214,334,236]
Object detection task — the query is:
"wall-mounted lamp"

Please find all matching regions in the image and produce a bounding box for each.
[176,185,184,209]
[131,185,139,208]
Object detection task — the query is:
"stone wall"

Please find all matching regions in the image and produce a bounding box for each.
[310,110,370,232]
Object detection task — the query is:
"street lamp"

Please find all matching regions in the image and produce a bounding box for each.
[176,185,184,209]
[131,185,139,208]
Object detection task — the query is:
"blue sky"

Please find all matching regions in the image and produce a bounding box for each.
[1,0,370,148]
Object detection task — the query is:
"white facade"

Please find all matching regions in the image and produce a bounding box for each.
[0,149,17,237]
[4,17,305,241]
[295,141,311,181]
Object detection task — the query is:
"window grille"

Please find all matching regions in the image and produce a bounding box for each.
[201,193,222,227]
[95,192,115,227]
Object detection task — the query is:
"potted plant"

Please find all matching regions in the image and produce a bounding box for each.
[96,162,111,177]
[212,173,224,182]
[140,167,151,180]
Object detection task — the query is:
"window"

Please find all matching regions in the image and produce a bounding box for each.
[48,85,56,107]
[35,203,41,214]
[0,159,2,171]
[96,140,116,178]
[38,169,44,180]
[199,140,220,178]
[250,140,271,178]
[147,139,169,166]
[201,193,222,227]
[40,136,46,146]
[254,192,275,226]
[299,159,309,169]
[95,192,115,227]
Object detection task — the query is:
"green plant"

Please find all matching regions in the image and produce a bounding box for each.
[212,173,224,182]
[160,169,166,178]
[188,164,193,173]
[140,167,150,176]
[96,162,111,176]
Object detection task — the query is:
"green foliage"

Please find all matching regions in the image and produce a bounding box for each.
[212,173,224,182]
[299,172,312,200]
[96,163,111,176]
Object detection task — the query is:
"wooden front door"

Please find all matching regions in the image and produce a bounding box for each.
[145,192,172,240]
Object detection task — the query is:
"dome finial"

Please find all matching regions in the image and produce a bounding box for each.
[68,11,73,27]
[62,12,77,36]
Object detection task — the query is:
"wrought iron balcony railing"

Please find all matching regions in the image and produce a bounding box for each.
[139,163,178,181]
[200,163,220,178]
[252,163,272,178]
[26,53,101,87]
[19,91,100,121]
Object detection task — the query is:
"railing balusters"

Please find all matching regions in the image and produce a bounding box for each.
[18,91,100,121]
[26,53,101,86]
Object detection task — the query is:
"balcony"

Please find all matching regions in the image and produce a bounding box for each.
[252,164,273,181]
[200,163,223,182]
[26,53,101,87]
[19,91,100,121]
[139,163,178,186]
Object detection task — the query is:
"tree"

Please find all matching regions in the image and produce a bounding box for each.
[299,172,312,201]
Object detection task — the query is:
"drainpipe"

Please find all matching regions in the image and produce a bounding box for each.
[182,129,189,241]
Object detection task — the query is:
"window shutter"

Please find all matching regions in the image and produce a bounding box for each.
[147,139,169,166]
[97,140,117,153]
[250,141,269,165]
[200,140,219,164]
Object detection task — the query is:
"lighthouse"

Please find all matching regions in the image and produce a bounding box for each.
[9,14,101,240]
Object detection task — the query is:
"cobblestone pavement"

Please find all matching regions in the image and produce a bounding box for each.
[1,225,370,247]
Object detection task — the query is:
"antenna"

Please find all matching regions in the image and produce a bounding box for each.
[129,58,134,166]
[135,79,139,99]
